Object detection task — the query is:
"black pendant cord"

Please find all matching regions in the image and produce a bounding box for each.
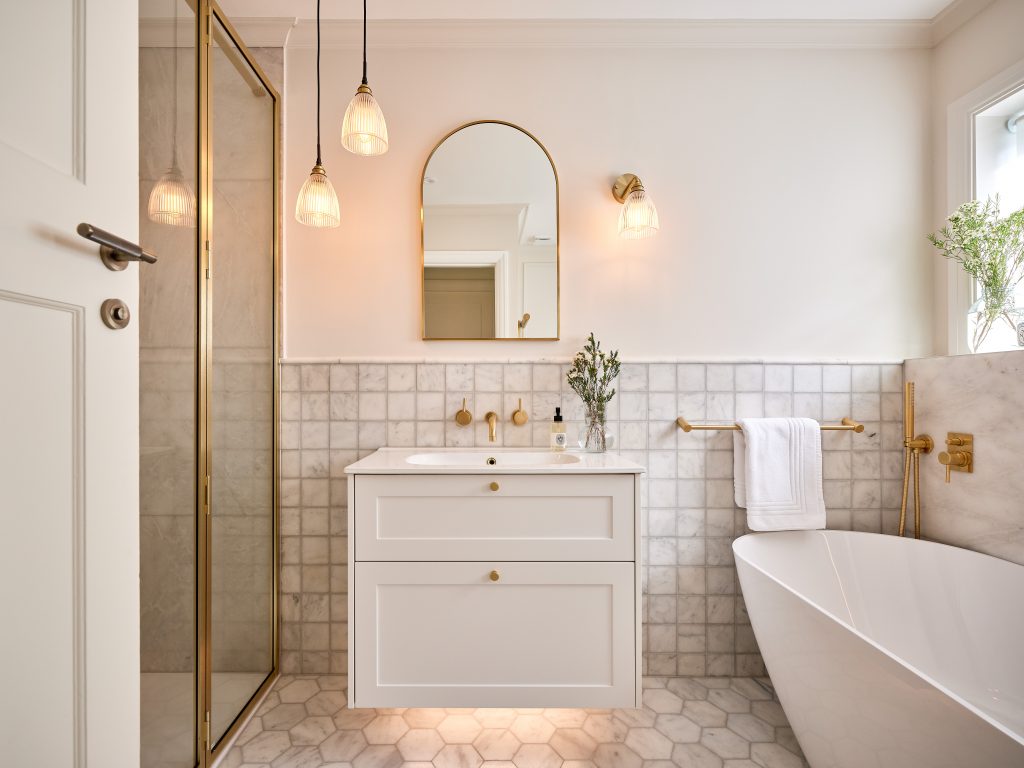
[315,0,322,165]
[361,0,368,85]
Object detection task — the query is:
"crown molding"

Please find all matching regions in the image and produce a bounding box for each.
[283,18,934,50]
[929,0,994,45]
[139,17,297,47]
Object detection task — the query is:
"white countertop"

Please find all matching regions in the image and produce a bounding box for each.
[345,447,646,475]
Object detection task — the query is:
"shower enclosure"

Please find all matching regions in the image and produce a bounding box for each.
[139,3,279,766]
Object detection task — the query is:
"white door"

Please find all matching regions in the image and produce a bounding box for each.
[0,1,140,766]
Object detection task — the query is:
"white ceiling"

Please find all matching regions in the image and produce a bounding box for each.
[215,0,960,22]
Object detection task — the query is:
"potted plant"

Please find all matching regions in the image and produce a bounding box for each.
[567,332,621,452]
[929,196,1024,352]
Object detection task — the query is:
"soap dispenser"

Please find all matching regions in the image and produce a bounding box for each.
[550,407,567,452]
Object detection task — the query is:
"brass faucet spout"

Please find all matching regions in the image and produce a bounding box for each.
[485,412,498,442]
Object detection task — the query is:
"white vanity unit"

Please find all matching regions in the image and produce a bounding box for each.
[345,448,644,709]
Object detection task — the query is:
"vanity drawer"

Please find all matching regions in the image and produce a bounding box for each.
[353,473,636,562]
[351,561,637,708]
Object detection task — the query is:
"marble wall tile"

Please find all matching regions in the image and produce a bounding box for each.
[279,359,902,678]
[905,350,1024,564]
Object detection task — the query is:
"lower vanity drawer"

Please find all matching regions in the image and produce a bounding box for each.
[353,473,636,562]
[351,561,638,708]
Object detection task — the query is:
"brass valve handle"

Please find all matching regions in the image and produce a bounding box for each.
[511,398,529,426]
[455,398,472,427]
[938,450,969,467]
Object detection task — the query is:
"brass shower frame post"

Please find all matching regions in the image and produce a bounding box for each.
[194,2,282,766]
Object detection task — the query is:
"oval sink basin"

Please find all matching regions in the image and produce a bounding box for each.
[405,451,582,468]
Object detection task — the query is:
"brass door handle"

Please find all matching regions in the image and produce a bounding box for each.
[489,570,500,582]
[489,481,500,492]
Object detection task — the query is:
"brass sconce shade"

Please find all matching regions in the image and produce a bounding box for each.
[296,0,341,228]
[613,173,659,239]
[295,164,340,228]
[148,164,197,228]
[341,0,389,156]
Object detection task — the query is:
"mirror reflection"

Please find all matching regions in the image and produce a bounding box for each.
[422,121,558,340]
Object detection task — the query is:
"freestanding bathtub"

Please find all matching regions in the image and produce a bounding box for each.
[734,530,1024,768]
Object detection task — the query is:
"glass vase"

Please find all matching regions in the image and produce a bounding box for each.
[968,295,1024,353]
[582,408,607,453]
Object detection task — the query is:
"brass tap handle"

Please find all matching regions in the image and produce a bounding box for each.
[455,398,472,427]
[938,450,969,467]
[511,398,529,426]
[946,436,965,446]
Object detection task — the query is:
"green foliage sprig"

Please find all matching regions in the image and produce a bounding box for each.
[929,196,1024,349]
[567,332,621,419]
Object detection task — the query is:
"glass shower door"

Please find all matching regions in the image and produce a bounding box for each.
[207,11,277,749]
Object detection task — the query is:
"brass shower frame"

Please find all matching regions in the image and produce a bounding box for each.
[193,2,281,765]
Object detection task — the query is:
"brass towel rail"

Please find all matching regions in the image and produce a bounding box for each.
[675,416,864,433]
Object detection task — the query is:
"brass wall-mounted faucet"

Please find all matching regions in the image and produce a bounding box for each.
[938,433,973,483]
[511,399,529,426]
[485,411,498,442]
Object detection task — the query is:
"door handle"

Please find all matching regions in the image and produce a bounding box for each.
[77,222,158,271]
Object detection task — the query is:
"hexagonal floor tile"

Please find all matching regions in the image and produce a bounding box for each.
[667,678,709,702]
[700,727,750,760]
[473,708,518,729]
[508,715,555,744]
[612,708,657,728]
[305,690,346,716]
[397,728,445,761]
[437,714,483,744]
[289,715,336,745]
[750,701,789,727]
[708,689,752,715]
[352,744,403,768]
[333,708,377,730]
[434,743,484,768]
[363,714,409,745]
[625,727,674,760]
[403,708,447,729]
[240,731,292,764]
[750,742,805,768]
[592,742,642,768]
[263,703,311,731]
[319,728,368,762]
[655,713,701,743]
[271,744,322,768]
[543,708,588,728]
[582,713,629,744]
[683,700,728,728]
[473,728,521,761]
[278,679,321,704]
[549,728,598,760]
[643,688,684,714]
[726,713,774,743]
[512,743,562,768]
[671,742,724,768]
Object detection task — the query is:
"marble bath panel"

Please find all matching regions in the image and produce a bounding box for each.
[905,350,1024,564]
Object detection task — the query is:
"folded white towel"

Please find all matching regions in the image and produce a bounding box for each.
[733,417,825,531]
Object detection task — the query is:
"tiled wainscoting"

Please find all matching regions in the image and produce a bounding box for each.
[279,360,904,677]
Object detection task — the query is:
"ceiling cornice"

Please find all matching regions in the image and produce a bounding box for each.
[283,19,935,50]
[929,0,995,45]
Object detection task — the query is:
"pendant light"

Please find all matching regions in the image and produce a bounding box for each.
[296,0,341,228]
[148,0,197,228]
[612,173,660,240]
[340,0,388,156]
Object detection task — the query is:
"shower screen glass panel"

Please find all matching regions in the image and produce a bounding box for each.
[209,16,276,747]
[139,2,198,765]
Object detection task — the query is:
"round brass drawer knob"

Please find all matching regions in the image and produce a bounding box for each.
[489,482,500,492]
[489,570,500,582]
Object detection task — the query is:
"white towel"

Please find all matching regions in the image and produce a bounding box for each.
[733,417,825,531]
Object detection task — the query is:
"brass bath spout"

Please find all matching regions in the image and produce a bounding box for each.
[485,411,498,442]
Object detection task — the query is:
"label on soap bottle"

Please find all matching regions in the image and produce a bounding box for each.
[551,431,567,450]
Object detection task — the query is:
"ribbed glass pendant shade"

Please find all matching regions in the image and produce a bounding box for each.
[148,165,197,228]
[341,85,389,156]
[295,164,340,228]
[618,187,660,239]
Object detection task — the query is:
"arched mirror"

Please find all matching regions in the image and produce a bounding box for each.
[421,121,559,340]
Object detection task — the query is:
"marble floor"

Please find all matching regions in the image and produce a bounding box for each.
[220,676,808,768]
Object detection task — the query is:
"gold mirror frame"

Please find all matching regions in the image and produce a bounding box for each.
[420,120,560,341]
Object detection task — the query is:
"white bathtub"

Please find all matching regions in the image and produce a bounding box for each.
[734,530,1024,768]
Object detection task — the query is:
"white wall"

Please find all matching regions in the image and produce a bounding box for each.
[284,39,933,361]
[930,0,1024,354]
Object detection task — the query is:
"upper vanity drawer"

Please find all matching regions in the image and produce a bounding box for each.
[353,474,636,562]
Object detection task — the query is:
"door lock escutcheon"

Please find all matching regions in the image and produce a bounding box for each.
[100,298,131,329]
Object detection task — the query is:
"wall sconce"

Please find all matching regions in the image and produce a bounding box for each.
[612,173,659,239]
